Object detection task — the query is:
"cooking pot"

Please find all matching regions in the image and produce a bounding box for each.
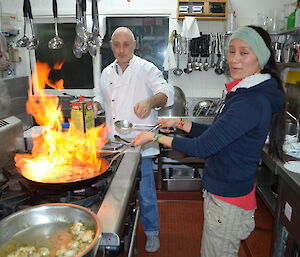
[0,203,101,257]
[158,86,186,117]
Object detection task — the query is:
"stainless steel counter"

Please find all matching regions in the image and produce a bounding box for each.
[260,147,300,256]
[97,148,141,256]
[260,146,300,198]
[158,115,215,125]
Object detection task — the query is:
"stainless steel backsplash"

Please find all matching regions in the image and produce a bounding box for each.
[0,77,33,130]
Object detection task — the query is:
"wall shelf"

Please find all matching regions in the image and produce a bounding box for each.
[177,0,228,20]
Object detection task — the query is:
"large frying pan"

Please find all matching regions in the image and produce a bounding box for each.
[18,158,110,191]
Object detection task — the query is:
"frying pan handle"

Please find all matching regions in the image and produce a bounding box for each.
[108,144,133,167]
[53,0,58,18]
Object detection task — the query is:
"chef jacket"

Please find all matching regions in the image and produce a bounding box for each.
[94,55,174,157]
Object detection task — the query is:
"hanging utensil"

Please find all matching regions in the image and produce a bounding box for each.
[173,51,183,76]
[16,0,29,47]
[76,0,92,43]
[203,58,210,71]
[215,33,225,75]
[184,40,193,74]
[88,0,102,57]
[214,33,223,74]
[26,0,39,50]
[88,0,97,56]
[92,0,103,48]
[48,0,64,50]
[73,0,83,58]
[210,37,216,68]
[172,31,182,75]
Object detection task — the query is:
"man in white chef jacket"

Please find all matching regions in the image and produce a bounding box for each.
[93,27,174,252]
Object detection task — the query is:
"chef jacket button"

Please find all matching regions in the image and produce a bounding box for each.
[112,99,114,102]
[113,117,115,120]
[110,82,112,85]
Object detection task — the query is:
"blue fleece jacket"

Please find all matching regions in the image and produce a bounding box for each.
[172,77,284,197]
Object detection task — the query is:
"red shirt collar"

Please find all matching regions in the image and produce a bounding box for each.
[225,79,242,93]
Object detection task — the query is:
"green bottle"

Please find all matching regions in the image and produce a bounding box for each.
[287,9,296,29]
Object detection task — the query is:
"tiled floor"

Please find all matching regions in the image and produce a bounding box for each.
[135,191,273,257]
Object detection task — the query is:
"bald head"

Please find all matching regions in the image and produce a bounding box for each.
[110,27,136,68]
[111,27,135,42]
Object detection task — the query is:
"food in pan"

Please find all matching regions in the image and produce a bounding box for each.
[5,222,95,257]
[56,222,95,257]
[6,246,50,257]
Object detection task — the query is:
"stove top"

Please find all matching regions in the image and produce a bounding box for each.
[0,154,123,219]
[0,149,142,257]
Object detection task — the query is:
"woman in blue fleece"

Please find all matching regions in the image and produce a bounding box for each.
[132,25,286,257]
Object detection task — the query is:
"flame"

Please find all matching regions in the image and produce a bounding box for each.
[15,61,108,183]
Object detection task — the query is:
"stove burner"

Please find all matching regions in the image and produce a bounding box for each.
[0,154,123,219]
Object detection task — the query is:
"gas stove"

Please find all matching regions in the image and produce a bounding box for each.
[0,150,141,257]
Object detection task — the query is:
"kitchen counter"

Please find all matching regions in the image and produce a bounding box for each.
[260,146,300,256]
[260,145,300,196]
[258,146,300,214]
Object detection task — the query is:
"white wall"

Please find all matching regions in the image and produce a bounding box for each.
[1,0,295,98]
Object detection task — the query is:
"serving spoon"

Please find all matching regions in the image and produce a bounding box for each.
[114,120,161,132]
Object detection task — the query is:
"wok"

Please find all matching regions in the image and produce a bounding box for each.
[0,203,101,257]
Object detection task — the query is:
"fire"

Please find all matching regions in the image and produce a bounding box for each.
[15,61,108,183]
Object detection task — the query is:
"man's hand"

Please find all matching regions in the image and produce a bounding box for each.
[134,99,152,119]
[93,101,102,119]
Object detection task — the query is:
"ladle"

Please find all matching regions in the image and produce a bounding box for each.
[184,52,193,74]
[88,0,103,56]
[16,0,29,48]
[173,50,183,76]
[48,0,64,50]
[88,0,98,57]
[114,120,161,132]
[76,0,91,43]
[26,0,39,50]
[203,58,210,71]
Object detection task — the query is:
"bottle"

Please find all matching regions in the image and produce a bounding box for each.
[287,8,296,29]
[295,4,300,27]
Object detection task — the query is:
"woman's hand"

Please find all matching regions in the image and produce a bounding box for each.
[156,118,191,133]
[155,118,181,130]
[132,131,155,146]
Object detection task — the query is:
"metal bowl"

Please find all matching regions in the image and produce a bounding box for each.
[0,203,101,257]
